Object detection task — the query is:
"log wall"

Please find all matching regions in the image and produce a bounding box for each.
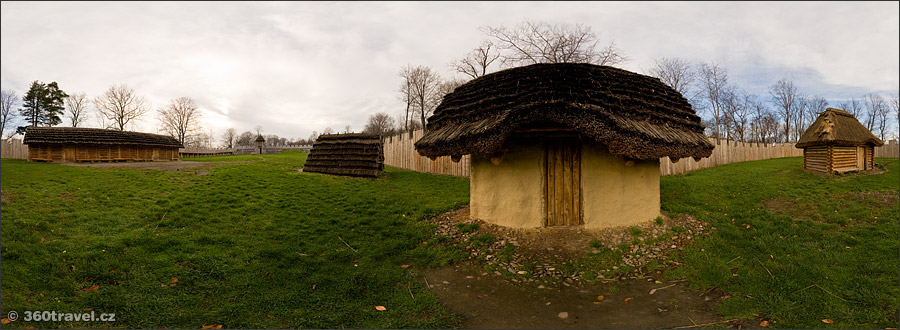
[27,144,179,162]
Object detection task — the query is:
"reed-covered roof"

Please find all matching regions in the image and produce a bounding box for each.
[414,63,713,161]
[796,108,884,148]
[303,133,384,178]
[23,127,183,148]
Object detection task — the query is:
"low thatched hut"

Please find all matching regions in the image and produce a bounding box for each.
[23,127,182,162]
[303,133,384,177]
[255,134,266,154]
[415,63,713,229]
[796,108,883,173]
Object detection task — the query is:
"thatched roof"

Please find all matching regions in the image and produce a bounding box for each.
[414,63,713,161]
[23,126,183,148]
[796,108,884,148]
[255,134,266,143]
[303,133,384,178]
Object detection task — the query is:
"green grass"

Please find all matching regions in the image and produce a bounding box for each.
[2,152,897,329]
[660,157,899,328]
[454,222,479,234]
[0,151,470,328]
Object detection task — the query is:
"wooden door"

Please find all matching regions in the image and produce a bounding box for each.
[544,138,583,226]
[856,146,865,170]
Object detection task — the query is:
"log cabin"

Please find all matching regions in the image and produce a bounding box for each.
[796,108,883,174]
[23,126,182,162]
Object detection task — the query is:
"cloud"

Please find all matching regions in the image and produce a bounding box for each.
[2,2,897,140]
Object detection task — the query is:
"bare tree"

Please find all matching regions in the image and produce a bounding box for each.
[93,84,150,131]
[892,92,899,139]
[398,65,415,132]
[648,57,696,97]
[65,92,90,127]
[806,95,828,124]
[769,79,801,142]
[236,131,255,147]
[749,98,774,144]
[322,127,334,135]
[452,40,501,79]
[863,93,885,132]
[343,125,352,134]
[221,128,236,149]
[436,77,467,107]
[363,112,396,137]
[1,89,18,137]
[839,97,863,118]
[481,20,627,67]
[254,125,263,136]
[791,96,808,142]
[409,66,442,129]
[308,130,318,143]
[877,98,890,140]
[724,91,754,142]
[157,97,202,145]
[697,62,730,140]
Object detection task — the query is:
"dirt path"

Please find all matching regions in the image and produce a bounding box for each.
[421,263,734,329]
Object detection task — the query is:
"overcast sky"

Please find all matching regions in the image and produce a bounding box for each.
[2,1,898,141]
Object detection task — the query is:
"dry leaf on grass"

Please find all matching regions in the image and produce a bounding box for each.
[1,318,11,324]
[623,297,634,304]
[822,319,834,324]
[201,324,223,329]
[81,285,100,292]
[596,295,605,301]
[759,320,769,327]
[375,306,387,311]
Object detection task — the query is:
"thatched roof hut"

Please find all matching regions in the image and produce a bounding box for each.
[796,108,883,173]
[23,127,182,162]
[415,63,713,229]
[303,133,384,178]
[416,63,713,162]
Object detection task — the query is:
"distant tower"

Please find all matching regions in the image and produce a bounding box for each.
[255,134,266,154]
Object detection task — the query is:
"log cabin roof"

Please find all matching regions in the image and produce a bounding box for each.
[414,63,714,161]
[23,127,183,148]
[303,133,384,177]
[796,108,884,148]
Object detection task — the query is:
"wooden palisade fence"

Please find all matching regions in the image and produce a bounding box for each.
[382,130,900,177]
[0,139,28,159]
[383,130,471,177]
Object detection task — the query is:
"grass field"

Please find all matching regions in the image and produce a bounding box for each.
[660,157,899,328]
[1,151,470,328]
[1,152,897,329]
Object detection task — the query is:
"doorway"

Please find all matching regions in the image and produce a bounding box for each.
[544,138,583,226]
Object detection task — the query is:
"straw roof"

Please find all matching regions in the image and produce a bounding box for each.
[255,134,266,143]
[414,63,713,161]
[303,133,384,178]
[796,108,884,148]
[23,126,183,148]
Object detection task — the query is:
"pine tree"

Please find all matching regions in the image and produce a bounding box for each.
[17,80,68,134]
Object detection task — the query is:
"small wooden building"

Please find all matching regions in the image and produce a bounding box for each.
[255,134,266,154]
[796,108,883,173]
[415,63,714,229]
[303,133,384,177]
[23,127,182,162]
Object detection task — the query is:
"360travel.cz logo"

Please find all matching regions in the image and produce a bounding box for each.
[6,310,116,322]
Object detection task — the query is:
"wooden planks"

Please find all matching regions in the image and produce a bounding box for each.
[544,139,583,227]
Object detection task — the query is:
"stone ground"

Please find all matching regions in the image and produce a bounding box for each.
[420,207,750,329]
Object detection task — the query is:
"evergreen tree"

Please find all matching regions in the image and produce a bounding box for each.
[17,80,67,134]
